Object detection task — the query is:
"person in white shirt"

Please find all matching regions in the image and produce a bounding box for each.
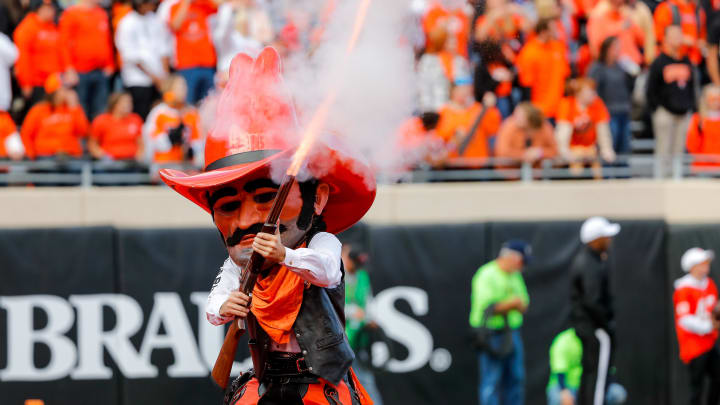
[115,0,172,119]
[0,31,18,113]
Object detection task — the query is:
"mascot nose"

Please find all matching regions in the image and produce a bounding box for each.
[234,199,264,230]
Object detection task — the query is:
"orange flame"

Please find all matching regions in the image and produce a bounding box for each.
[287,0,373,176]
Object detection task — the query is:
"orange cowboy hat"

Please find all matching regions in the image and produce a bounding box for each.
[159,47,376,233]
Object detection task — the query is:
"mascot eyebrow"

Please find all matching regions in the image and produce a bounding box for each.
[206,179,281,211]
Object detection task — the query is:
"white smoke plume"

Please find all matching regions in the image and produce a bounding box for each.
[199,0,420,187]
[281,0,418,185]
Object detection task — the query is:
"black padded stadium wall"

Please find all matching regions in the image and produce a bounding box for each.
[0,221,717,405]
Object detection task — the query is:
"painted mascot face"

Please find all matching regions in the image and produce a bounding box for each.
[207,171,330,268]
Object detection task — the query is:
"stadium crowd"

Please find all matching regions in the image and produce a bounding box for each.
[0,0,719,178]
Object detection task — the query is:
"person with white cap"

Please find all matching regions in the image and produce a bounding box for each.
[569,216,621,405]
[673,247,720,405]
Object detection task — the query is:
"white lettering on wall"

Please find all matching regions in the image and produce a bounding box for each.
[138,293,206,378]
[0,295,77,381]
[70,294,155,379]
[0,288,447,381]
[370,287,437,373]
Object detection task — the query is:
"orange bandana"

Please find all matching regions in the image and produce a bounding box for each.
[250,262,306,344]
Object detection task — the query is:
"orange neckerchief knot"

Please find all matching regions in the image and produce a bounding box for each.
[250,245,306,344]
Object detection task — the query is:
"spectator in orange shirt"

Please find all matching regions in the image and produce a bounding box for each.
[143,75,203,164]
[436,77,502,164]
[592,0,658,65]
[495,102,558,166]
[89,92,144,161]
[0,111,24,160]
[473,0,530,61]
[516,18,570,121]
[13,0,70,117]
[587,0,645,67]
[397,112,446,169]
[686,85,720,169]
[534,0,578,49]
[21,74,90,160]
[59,0,115,120]
[654,0,706,65]
[169,0,217,104]
[556,78,616,177]
[422,1,471,59]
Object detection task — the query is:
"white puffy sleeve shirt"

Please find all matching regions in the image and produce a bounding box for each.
[205,232,342,326]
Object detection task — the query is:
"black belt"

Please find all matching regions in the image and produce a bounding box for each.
[265,352,313,378]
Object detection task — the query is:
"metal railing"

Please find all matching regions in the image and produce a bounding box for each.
[1,154,720,187]
[0,160,199,187]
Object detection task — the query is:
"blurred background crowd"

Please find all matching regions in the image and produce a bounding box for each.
[0,0,719,182]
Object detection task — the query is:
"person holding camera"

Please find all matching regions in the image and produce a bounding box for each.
[143,75,202,165]
[673,248,720,405]
[469,240,532,405]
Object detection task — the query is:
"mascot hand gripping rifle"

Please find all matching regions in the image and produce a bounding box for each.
[159,48,375,405]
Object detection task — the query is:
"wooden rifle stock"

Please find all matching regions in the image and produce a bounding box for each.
[211,174,296,389]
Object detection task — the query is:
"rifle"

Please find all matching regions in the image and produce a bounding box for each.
[211,173,296,389]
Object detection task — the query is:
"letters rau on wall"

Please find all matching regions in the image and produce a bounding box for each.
[0,287,451,381]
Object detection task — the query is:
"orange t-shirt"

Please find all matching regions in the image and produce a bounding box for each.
[654,0,706,65]
[90,113,143,159]
[516,38,570,118]
[0,111,18,158]
[686,113,720,168]
[170,0,217,69]
[495,117,558,161]
[587,9,645,65]
[147,104,201,162]
[21,103,89,159]
[422,3,470,58]
[59,5,115,73]
[13,13,68,88]
[437,103,502,158]
[557,96,610,147]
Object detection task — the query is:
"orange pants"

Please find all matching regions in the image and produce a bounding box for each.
[232,377,355,405]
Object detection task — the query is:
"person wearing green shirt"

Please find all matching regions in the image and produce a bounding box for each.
[547,328,627,405]
[343,244,383,405]
[469,240,532,405]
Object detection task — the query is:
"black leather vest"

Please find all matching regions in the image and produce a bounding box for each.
[247,265,354,385]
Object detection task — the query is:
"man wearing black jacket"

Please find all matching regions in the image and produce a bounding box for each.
[569,216,621,405]
[646,24,697,178]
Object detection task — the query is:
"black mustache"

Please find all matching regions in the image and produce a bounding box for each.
[225,223,289,247]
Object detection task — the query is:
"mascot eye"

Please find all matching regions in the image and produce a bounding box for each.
[219,201,241,213]
[254,192,277,204]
